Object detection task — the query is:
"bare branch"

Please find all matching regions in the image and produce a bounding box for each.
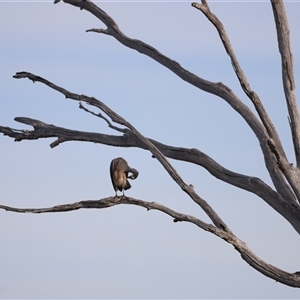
[2,115,300,234]
[6,69,300,233]
[191,2,281,146]
[58,0,299,208]
[0,0,293,288]
[12,72,232,232]
[79,102,126,133]
[191,1,300,207]
[271,0,300,169]
[0,197,211,228]
[1,196,300,287]
[194,2,285,145]
[86,28,109,35]
[1,116,122,148]
[62,3,267,141]
[0,0,298,289]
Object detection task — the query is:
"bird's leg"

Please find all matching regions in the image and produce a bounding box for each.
[121,190,126,200]
[113,191,118,201]
[112,191,121,203]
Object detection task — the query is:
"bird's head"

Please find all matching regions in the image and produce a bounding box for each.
[128,168,139,180]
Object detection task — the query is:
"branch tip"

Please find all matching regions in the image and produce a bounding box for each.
[86,28,109,35]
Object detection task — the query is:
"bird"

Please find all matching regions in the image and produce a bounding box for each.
[110,157,139,197]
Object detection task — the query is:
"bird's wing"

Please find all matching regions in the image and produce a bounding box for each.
[110,158,118,191]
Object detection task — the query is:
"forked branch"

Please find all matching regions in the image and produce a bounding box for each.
[13,71,230,232]
[191,0,300,203]
[2,114,300,235]
[192,1,283,149]
[55,0,300,209]
[57,0,299,206]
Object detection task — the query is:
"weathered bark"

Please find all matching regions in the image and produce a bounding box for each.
[271,1,300,160]
[270,0,300,199]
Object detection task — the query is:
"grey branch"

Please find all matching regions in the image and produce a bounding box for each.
[2,0,299,241]
[1,0,299,288]
[1,196,300,288]
[191,0,300,208]
[1,114,300,235]
[1,116,119,148]
[79,102,126,133]
[59,0,299,213]
[12,71,231,232]
[271,0,300,169]
[192,1,283,151]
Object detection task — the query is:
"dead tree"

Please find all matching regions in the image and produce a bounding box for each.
[1,0,300,288]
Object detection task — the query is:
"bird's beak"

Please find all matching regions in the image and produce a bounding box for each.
[128,168,139,180]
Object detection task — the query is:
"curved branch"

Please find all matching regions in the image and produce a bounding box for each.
[79,102,126,133]
[2,116,300,235]
[1,196,300,287]
[59,0,298,207]
[12,71,231,232]
[60,2,267,140]
[191,2,283,151]
[191,1,300,205]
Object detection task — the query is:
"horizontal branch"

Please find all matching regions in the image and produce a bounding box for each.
[2,116,300,235]
[0,116,127,148]
[2,195,300,287]
[0,196,211,227]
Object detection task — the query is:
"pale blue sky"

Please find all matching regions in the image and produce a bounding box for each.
[1,0,300,298]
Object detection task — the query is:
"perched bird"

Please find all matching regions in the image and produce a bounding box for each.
[110,157,139,196]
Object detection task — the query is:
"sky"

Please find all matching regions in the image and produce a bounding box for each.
[1,0,300,298]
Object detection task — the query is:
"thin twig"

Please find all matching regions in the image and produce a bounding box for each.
[79,102,126,133]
